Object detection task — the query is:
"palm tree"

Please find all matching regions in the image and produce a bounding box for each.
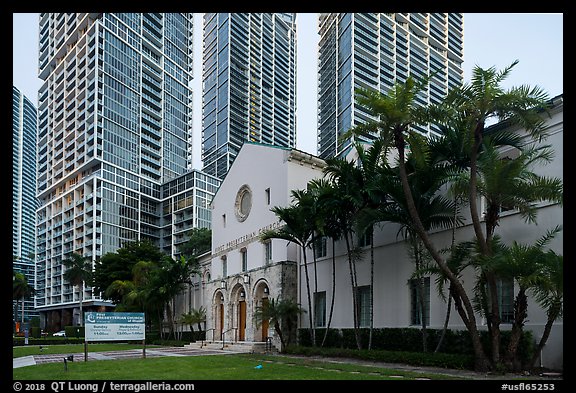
[308,178,343,348]
[352,139,392,350]
[153,255,200,339]
[345,62,554,371]
[528,246,563,370]
[444,62,552,367]
[372,139,461,353]
[13,271,34,331]
[253,297,305,352]
[323,156,367,350]
[491,226,563,371]
[261,195,316,345]
[63,253,93,327]
[345,75,490,370]
[181,306,207,340]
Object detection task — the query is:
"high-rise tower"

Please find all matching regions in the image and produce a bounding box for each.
[317,13,464,159]
[35,13,195,328]
[201,13,297,179]
[13,85,39,325]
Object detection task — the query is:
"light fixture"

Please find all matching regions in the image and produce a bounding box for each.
[220,294,224,302]
[220,280,227,290]
[240,290,245,298]
[263,287,269,294]
[243,274,250,284]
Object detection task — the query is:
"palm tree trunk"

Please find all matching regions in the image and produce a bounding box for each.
[21,296,25,326]
[529,303,561,369]
[435,293,452,353]
[321,238,337,348]
[504,288,528,371]
[301,247,315,346]
[79,285,84,327]
[369,235,374,350]
[344,231,361,350]
[274,321,285,352]
[415,250,427,353]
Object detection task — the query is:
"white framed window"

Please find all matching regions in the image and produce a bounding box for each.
[264,241,272,264]
[354,285,371,328]
[497,277,515,324]
[358,225,373,248]
[410,277,430,326]
[241,248,247,272]
[314,291,326,327]
[314,235,327,258]
[221,255,227,278]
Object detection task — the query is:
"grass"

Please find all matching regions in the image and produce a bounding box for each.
[13,353,465,380]
[13,343,159,358]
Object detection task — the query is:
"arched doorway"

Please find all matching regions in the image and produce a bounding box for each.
[261,297,269,342]
[215,291,224,340]
[237,287,247,341]
[254,281,270,342]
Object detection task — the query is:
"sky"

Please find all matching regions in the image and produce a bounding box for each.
[13,13,563,169]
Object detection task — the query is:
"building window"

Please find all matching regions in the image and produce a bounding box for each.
[497,277,514,324]
[358,225,373,248]
[354,285,371,328]
[241,248,247,272]
[235,185,252,222]
[265,188,271,205]
[264,241,272,264]
[410,277,430,326]
[314,291,326,327]
[221,256,227,278]
[314,235,327,258]
[222,214,226,227]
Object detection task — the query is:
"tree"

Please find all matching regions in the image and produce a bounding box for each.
[181,306,207,340]
[443,62,552,368]
[322,156,367,350]
[153,255,201,339]
[261,193,316,346]
[492,226,563,371]
[13,271,34,331]
[63,253,93,327]
[253,297,306,352]
[345,74,490,369]
[345,63,556,371]
[178,228,212,260]
[94,240,165,302]
[528,244,563,370]
[308,178,344,348]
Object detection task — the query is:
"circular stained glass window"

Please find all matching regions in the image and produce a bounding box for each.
[235,185,252,222]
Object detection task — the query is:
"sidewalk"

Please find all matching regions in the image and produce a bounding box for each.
[13,346,239,369]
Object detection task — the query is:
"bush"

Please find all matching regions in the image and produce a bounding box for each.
[284,345,475,370]
[297,327,535,363]
[64,326,85,338]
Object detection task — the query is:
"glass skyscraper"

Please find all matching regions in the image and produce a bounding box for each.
[34,13,202,329]
[13,85,39,324]
[201,13,297,179]
[317,13,464,159]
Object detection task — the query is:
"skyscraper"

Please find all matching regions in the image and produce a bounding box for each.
[35,13,196,329]
[317,13,464,159]
[201,13,297,179]
[13,85,39,325]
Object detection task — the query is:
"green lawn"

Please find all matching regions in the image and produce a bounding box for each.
[13,353,464,380]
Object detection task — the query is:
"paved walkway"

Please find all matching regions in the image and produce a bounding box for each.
[13,346,243,369]
[14,347,563,381]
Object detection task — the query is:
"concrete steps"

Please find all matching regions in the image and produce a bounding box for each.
[184,340,278,354]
